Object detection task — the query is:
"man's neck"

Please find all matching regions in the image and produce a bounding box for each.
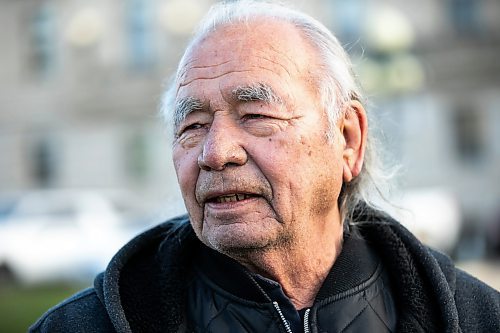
[233,224,344,309]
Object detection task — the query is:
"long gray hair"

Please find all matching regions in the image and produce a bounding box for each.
[161,0,388,223]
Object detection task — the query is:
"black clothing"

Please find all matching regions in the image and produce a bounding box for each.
[187,232,397,332]
[30,207,500,332]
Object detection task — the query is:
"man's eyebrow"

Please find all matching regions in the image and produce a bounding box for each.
[232,83,283,105]
[174,84,281,128]
[174,96,204,128]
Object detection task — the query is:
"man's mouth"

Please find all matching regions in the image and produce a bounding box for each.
[208,193,257,203]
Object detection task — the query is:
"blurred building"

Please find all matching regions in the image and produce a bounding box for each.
[0,0,205,212]
[344,0,500,241]
[0,0,499,248]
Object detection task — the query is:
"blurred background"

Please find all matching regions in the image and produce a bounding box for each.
[0,0,499,331]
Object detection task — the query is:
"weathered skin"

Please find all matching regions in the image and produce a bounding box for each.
[172,19,367,309]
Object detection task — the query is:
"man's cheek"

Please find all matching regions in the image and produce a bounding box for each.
[175,157,198,191]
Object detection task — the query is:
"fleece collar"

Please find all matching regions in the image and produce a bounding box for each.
[352,206,460,332]
[99,216,196,333]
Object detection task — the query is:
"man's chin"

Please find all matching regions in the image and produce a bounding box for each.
[204,230,271,254]
[201,224,292,257]
[211,242,268,258]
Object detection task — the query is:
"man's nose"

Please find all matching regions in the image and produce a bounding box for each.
[197,120,248,171]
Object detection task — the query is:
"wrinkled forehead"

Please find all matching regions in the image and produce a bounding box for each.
[175,20,318,94]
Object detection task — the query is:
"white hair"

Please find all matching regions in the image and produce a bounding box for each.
[161,0,388,222]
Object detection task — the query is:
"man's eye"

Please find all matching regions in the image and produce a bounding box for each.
[177,123,205,137]
[184,123,203,131]
[244,114,265,120]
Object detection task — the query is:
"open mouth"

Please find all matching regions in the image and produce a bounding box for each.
[208,193,257,203]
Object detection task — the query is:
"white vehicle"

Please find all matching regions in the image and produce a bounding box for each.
[0,190,147,284]
[384,188,463,254]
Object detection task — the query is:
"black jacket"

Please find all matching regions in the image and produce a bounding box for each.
[30,208,500,332]
[185,229,397,332]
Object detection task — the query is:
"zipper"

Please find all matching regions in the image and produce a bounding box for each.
[273,301,312,333]
[303,308,311,333]
[273,301,293,333]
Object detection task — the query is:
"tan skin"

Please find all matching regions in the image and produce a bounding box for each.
[172,20,367,309]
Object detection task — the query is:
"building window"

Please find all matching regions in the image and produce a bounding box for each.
[125,131,149,183]
[126,0,155,72]
[454,105,485,162]
[448,0,481,37]
[32,135,59,187]
[28,4,58,77]
[331,0,366,44]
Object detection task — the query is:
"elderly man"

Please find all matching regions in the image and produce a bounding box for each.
[31,1,499,332]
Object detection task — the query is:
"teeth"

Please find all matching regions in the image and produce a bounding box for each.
[215,194,251,203]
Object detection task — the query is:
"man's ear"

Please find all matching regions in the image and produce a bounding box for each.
[340,100,368,183]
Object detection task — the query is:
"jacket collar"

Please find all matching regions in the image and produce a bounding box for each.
[353,205,460,332]
[100,216,197,333]
[193,231,388,333]
[96,204,461,333]
[195,231,382,304]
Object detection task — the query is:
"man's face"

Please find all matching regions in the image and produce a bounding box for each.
[172,20,345,254]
